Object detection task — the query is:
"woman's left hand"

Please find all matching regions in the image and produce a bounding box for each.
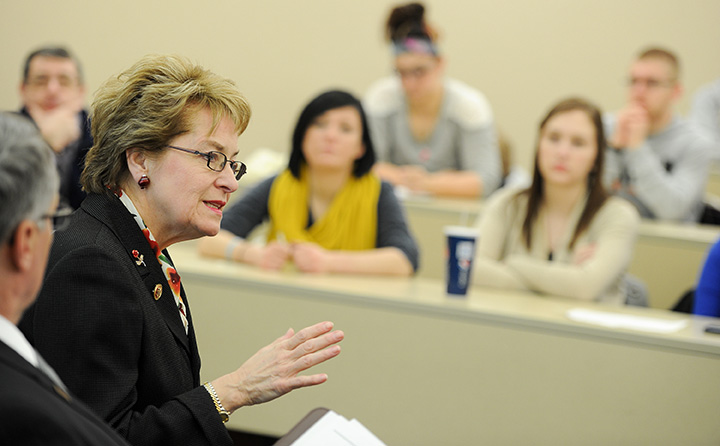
[292,242,331,273]
[214,321,344,411]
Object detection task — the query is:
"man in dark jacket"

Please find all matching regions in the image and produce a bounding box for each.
[18,46,92,209]
[0,112,130,445]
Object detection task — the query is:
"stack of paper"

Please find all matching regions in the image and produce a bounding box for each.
[566,308,688,333]
[287,410,386,446]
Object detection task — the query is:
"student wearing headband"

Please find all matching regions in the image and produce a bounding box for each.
[363,2,502,198]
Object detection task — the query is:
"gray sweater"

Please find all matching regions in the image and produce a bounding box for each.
[603,114,713,222]
[690,78,720,159]
[364,77,502,197]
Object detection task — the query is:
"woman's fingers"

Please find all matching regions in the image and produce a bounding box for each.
[284,321,334,349]
[229,322,344,408]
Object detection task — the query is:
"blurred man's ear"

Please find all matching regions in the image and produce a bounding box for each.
[9,220,38,272]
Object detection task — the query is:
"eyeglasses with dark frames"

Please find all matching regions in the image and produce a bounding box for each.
[5,206,73,246]
[39,206,74,232]
[166,145,247,180]
[626,77,677,89]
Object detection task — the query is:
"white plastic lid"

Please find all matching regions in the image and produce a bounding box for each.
[443,225,480,238]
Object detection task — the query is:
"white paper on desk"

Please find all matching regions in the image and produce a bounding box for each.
[290,410,387,446]
[345,419,387,445]
[566,308,688,333]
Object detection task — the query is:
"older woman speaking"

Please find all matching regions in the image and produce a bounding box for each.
[20,54,344,446]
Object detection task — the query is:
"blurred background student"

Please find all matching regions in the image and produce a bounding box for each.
[472,98,640,304]
[603,47,713,223]
[17,46,91,210]
[689,77,720,160]
[20,55,344,446]
[691,237,720,317]
[199,90,419,276]
[363,2,501,199]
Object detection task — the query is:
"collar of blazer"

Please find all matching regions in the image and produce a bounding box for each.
[0,341,73,403]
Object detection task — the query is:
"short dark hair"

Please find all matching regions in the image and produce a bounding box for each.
[22,46,84,84]
[288,90,375,179]
[385,2,437,43]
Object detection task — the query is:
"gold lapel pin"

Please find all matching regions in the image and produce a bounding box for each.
[153,284,163,300]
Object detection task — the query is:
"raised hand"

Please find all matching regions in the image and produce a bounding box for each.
[213,321,344,411]
[26,102,81,152]
[610,103,649,150]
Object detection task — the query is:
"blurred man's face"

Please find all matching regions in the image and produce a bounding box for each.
[20,56,84,112]
[627,57,680,121]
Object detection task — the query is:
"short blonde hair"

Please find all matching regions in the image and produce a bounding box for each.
[637,46,680,80]
[82,54,251,194]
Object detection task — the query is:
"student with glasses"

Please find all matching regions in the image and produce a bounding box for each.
[603,47,713,222]
[17,46,92,210]
[20,55,344,446]
[199,90,419,276]
[363,2,502,198]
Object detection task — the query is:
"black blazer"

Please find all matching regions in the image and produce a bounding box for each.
[0,340,131,445]
[19,193,233,446]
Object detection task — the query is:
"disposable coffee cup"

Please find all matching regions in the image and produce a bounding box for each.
[444,225,480,296]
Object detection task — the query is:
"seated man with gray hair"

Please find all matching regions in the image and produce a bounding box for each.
[0,112,130,445]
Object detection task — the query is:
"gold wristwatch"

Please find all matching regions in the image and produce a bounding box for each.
[203,382,230,423]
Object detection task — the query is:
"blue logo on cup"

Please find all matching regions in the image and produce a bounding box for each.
[444,226,479,296]
[455,241,474,288]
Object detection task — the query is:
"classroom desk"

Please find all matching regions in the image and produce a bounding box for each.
[400,195,720,310]
[171,243,720,445]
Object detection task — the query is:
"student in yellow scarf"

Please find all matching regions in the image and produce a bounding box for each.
[199,90,419,276]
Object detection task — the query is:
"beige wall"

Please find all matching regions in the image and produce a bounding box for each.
[1,0,719,171]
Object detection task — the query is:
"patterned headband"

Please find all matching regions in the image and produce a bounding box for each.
[391,37,439,57]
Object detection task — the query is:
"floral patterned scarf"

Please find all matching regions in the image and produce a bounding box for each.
[116,190,188,334]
